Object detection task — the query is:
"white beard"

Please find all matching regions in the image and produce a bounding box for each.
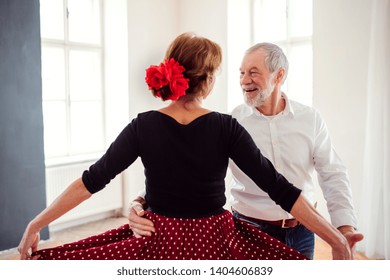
[243,80,275,108]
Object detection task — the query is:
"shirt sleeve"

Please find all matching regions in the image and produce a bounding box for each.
[227,117,301,212]
[82,118,140,194]
[313,109,358,228]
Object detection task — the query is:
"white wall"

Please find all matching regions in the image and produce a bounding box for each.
[127,0,180,116]
[313,0,372,220]
[227,0,251,112]
[177,0,228,112]
[104,0,130,143]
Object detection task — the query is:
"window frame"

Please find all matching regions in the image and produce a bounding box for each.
[250,0,313,105]
[40,0,106,166]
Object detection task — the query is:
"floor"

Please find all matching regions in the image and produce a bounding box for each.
[0,216,370,260]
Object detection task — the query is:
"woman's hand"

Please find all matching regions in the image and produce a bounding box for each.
[17,178,92,260]
[290,195,359,260]
[330,235,352,260]
[338,226,364,259]
[18,225,41,260]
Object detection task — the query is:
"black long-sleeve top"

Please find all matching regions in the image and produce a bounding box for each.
[82,111,301,218]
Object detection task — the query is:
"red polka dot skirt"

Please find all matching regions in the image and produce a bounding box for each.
[33,210,306,260]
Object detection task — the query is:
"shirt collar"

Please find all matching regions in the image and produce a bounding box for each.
[282,92,295,116]
[252,92,295,118]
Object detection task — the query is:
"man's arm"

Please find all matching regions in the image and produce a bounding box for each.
[313,110,358,229]
[128,196,155,238]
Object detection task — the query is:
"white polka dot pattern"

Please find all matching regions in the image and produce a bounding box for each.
[33,211,306,260]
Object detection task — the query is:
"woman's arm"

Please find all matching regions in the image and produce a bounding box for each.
[290,194,351,259]
[18,177,92,260]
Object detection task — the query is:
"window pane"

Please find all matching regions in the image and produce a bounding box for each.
[41,47,66,100]
[40,0,64,40]
[253,0,287,42]
[289,0,313,37]
[68,0,101,44]
[70,101,104,154]
[287,43,312,105]
[42,101,68,158]
[69,49,102,101]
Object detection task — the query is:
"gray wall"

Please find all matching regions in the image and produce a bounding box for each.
[0,0,49,251]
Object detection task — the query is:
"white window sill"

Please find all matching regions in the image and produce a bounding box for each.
[45,153,103,168]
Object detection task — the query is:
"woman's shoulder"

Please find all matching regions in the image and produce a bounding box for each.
[123,111,159,131]
[135,110,236,127]
[210,111,233,120]
[136,110,157,118]
[208,111,242,131]
[133,110,163,123]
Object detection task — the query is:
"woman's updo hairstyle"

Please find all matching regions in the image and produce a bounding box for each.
[158,32,222,99]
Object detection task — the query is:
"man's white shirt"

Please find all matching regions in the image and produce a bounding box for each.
[229,93,357,228]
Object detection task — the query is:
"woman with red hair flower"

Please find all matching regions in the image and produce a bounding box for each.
[18,33,352,260]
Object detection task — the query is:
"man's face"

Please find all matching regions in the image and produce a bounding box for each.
[239,50,276,107]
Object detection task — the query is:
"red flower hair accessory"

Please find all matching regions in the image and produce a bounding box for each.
[145,58,189,101]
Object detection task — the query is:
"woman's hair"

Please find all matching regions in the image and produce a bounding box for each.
[156,32,222,100]
[245,42,289,84]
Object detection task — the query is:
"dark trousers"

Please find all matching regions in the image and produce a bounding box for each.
[233,211,315,259]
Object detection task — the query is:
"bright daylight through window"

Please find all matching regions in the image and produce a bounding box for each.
[253,0,313,105]
[40,0,104,162]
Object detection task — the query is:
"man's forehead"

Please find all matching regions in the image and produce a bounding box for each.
[241,52,265,69]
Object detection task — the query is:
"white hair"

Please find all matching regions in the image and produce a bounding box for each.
[245,43,289,84]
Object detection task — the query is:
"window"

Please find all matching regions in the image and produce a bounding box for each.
[40,0,104,161]
[252,0,313,105]
[227,0,313,110]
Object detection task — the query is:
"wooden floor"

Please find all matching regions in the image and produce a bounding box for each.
[0,216,371,260]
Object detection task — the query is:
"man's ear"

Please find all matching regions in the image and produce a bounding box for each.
[275,67,286,85]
